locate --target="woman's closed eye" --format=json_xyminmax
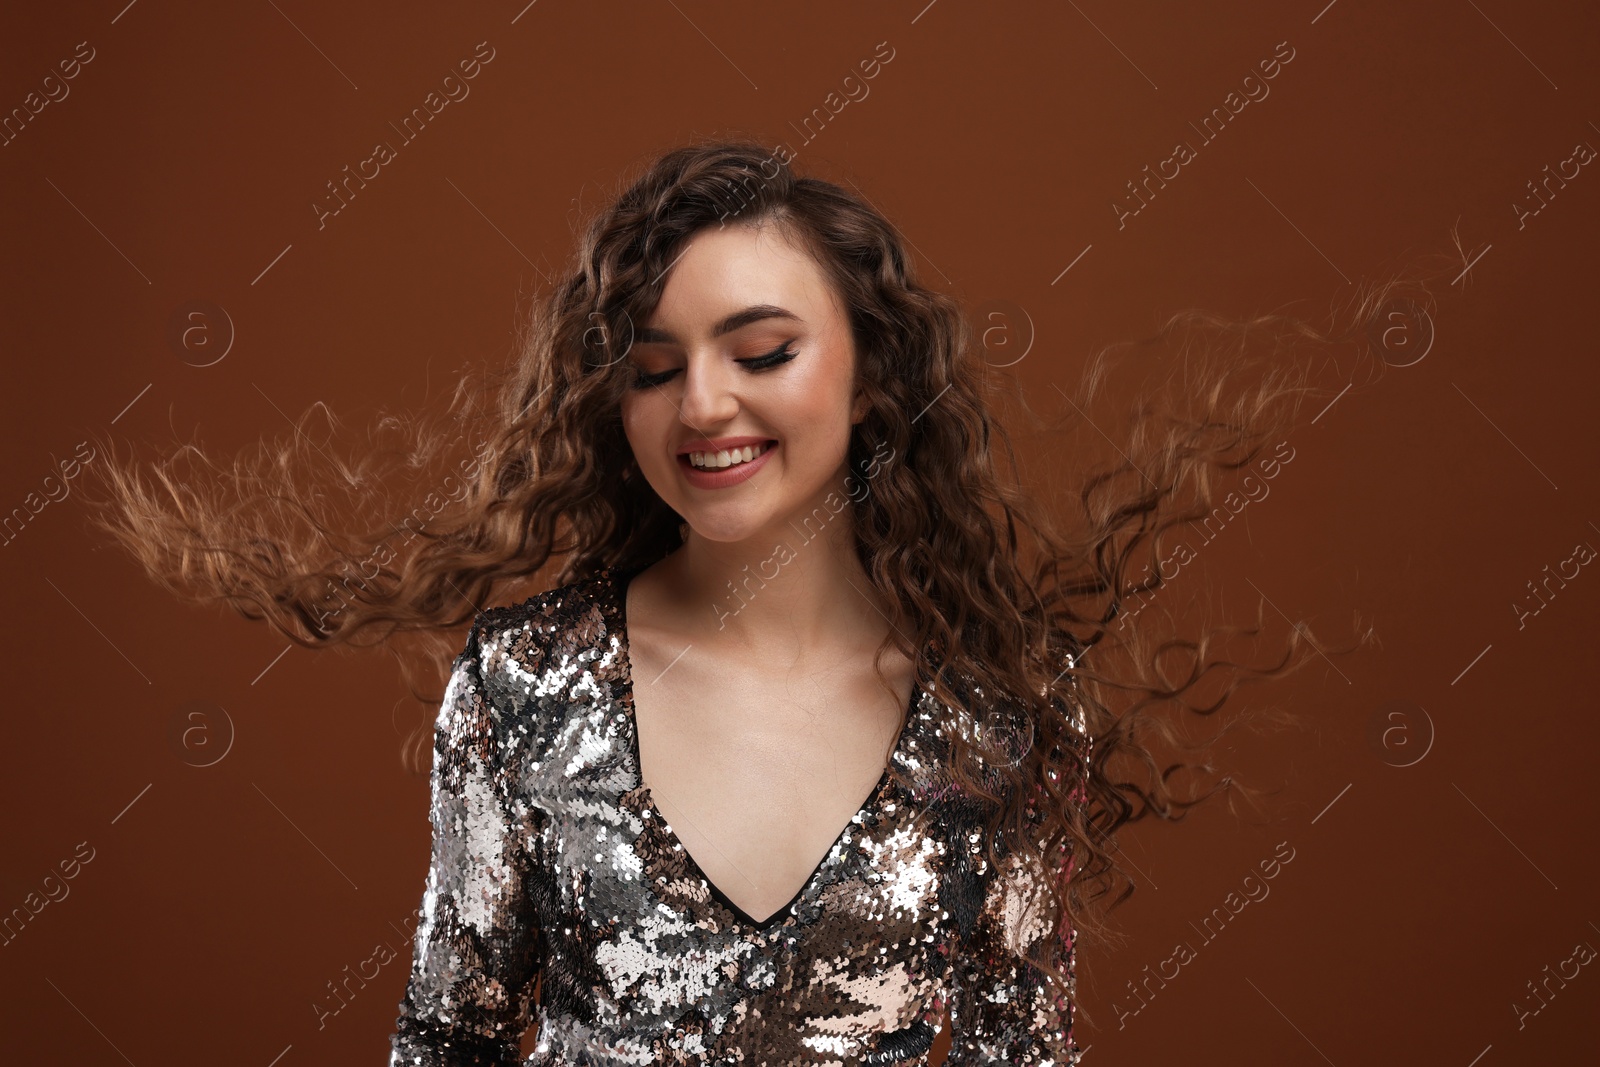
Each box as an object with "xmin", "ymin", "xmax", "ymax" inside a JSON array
[{"xmin": 629, "ymin": 342, "xmax": 799, "ymax": 390}]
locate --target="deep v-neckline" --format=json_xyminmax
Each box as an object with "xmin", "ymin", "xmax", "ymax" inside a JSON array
[{"xmin": 608, "ymin": 564, "xmax": 923, "ymax": 932}]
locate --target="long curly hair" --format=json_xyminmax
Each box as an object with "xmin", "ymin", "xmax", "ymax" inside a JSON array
[{"xmin": 80, "ymin": 136, "xmax": 1456, "ymax": 1031}]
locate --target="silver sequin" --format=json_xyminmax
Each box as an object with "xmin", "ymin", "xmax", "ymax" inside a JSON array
[{"xmin": 389, "ymin": 566, "xmax": 1083, "ymax": 1065}]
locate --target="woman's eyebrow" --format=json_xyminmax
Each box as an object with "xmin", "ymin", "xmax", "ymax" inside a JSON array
[{"xmin": 637, "ymin": 304, "xmax": 802, "ymax": 344}]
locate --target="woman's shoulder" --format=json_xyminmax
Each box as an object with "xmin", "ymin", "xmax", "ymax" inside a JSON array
[
  {"xmin": 475, "ymin": 567, "xmax": 616, "ymax": 636},
  {"xmin": 465, "ymin": 566, "xmax": 625, "ymax": 696}
]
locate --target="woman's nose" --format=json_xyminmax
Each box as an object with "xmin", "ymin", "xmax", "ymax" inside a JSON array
[{"xmin": 677, "ymin": 358, "xmax": 740, "ymax": 426}]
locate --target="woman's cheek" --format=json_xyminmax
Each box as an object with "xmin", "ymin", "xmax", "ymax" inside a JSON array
[{"xmin": 619, "ymin": 402, "xmax": 655, "ymax": 461}]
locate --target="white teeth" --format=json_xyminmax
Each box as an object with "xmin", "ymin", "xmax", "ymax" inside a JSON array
[{"xmin": 688, "ymin": 442, "xmax": 769, "ymax": 470}]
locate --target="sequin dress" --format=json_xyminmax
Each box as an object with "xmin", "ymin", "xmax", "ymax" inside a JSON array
[{"xmin": 389, "ymin": 565, "xmax": 1085, "ymax": 1066}]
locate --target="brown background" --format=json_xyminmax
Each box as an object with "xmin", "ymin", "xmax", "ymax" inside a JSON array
[{"xmin": 4, "ymin": 0, "xmax": 1598, "ymax": 1063}]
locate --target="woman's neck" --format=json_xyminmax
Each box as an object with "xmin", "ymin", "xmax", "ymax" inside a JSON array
[{"xmin": 640, "ymin": 534, "xmax": 894, "ymax": 661}]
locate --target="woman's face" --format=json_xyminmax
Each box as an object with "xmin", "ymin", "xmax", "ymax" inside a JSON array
[{"xmin": 618, "ymin": 222, "xmax": 869, "ymax": 548}]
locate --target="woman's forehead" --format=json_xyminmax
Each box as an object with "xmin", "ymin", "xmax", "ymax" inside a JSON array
[{"xmin": 645, "ymin": 225, "xmax": 839, "ymax": 334}]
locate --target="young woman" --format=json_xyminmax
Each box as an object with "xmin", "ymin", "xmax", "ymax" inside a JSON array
[{"xmin": 86, "ymin": 138, "xmax": 1428, "ymax": 1064}]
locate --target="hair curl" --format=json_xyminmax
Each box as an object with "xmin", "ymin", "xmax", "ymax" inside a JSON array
[{"xmin": 79, "ymin": 136, "xmax": 1463, "ymax": 1032}]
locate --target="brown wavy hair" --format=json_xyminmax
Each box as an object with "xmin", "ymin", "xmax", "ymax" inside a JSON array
[{"xmin": 79, "ymin": 136, "xmax": 1460, "ymax": 1032}]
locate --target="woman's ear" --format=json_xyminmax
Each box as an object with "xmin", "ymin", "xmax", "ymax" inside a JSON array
[{"xmin": 851, "ymin": 385, "xmax": 871, "ymax": 425}]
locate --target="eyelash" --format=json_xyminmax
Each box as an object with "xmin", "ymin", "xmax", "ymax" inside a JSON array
[{"xmin": 628, "ymin": 343, "xmax": 799, "ymax": 390}]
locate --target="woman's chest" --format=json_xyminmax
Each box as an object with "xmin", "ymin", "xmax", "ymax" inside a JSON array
[
  {"xmin": 629, "ymin": 662, "xmax": 916, "ymax": 921},
  {"xmin": 493, "ymin": 625, "xmax": 984, "ymax": 1053},
  {"xmin": 520, "ymin": 745, "xmax": 964, "ymax": 1024},
  {"xmin": 522, "ymin": 687, "xmax": 943, "ymax": 922}
]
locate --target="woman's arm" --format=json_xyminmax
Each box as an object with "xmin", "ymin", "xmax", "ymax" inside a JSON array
[
  {"xmin": 944, "ymin": 843, "xmax": 1081, "ymax": 1066},
  {"xmin": 946, "ymin": 663, "xmax": 1090, "ymax": 1066},
  {"xmin": 390, "ymin": 621, "xmax": 545, "ymax": 1066}
]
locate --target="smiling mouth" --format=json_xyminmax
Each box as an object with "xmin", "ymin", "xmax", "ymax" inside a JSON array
[{"xmin": 682, "ymin": 440, "xmax": 777, "ymax": 471}]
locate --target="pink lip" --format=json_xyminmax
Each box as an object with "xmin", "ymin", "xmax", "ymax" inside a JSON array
[
  {"xmin": 677, "ymin": 435, "xmax": 775, "ymax": 456},
  {"xmin": 677, "ymin": 441, "xmax": 776, "ymax": 489}
]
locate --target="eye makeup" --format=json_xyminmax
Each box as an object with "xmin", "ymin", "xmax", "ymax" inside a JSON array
[{"xmin": 628, "ymin": 341, "xmax": 799, "ymax": 391}]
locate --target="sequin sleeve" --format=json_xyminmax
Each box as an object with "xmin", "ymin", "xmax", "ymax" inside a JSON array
[
  {"xmin": 944, "ymin": 831, "xmax": 1079, "ymax": 1065},
  {"xmin": 390, "ymin": 621, "xmax": 544, "ymax": 1066},
  {"xmin": 945, "ymin": 660, "xmax": 1089, "ymax": 1066}
]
